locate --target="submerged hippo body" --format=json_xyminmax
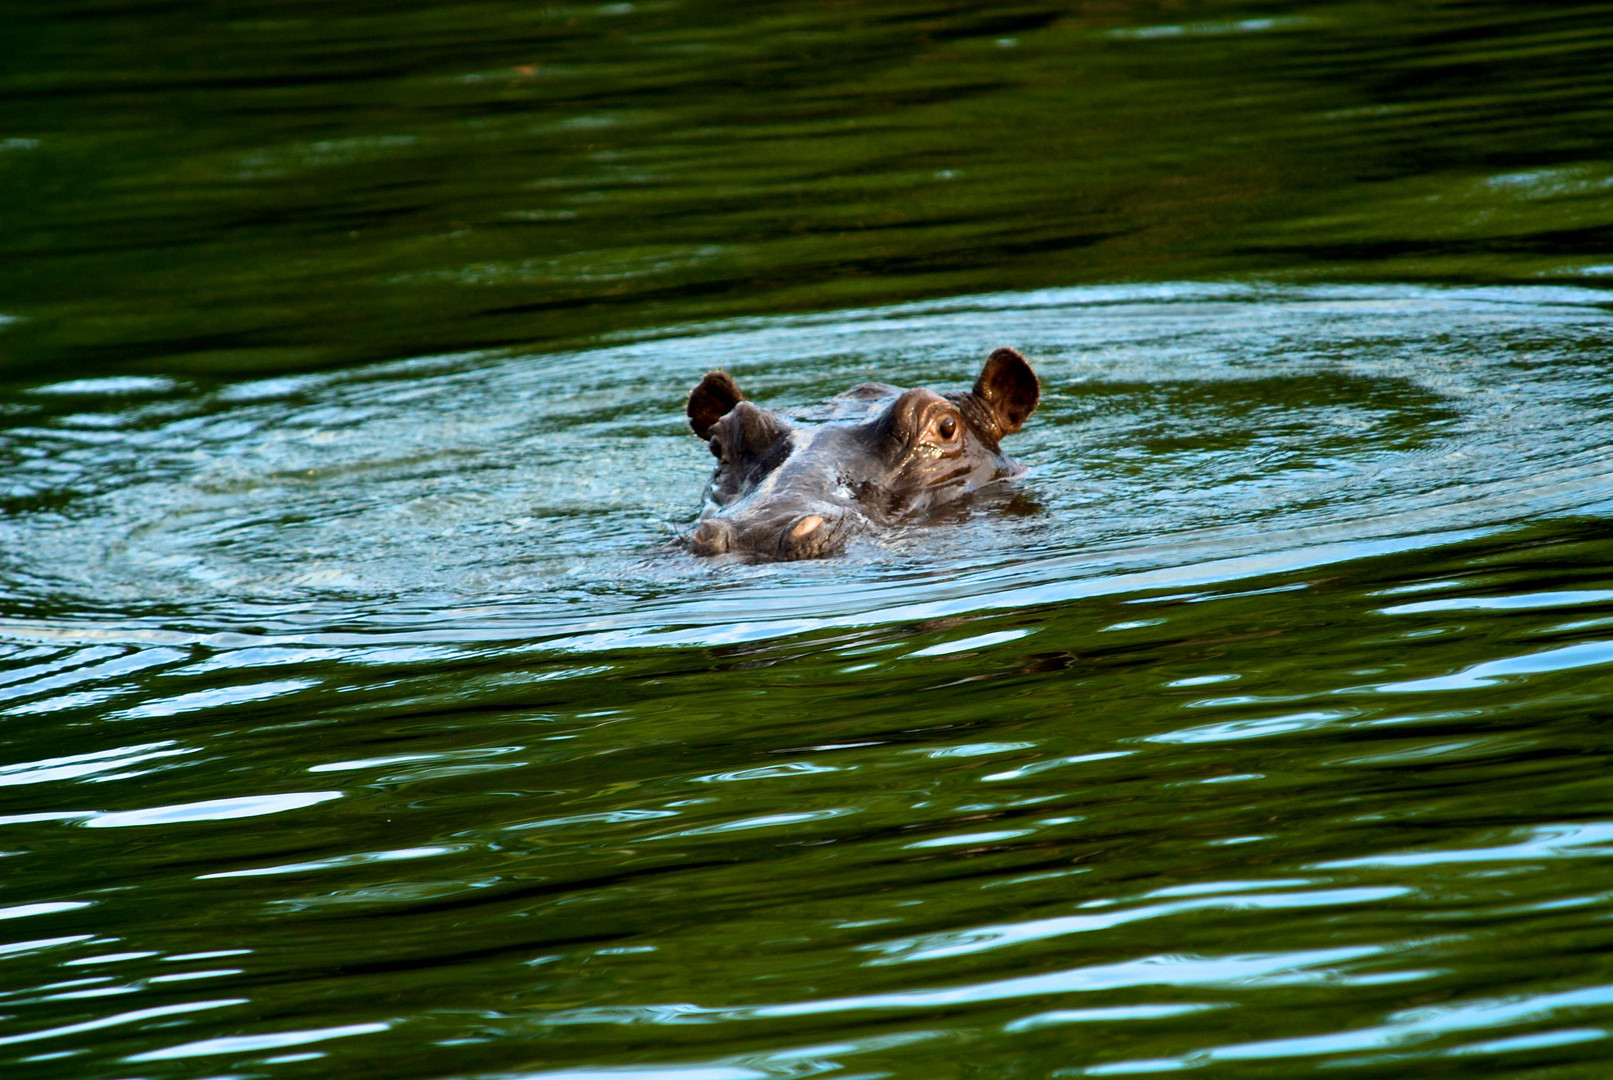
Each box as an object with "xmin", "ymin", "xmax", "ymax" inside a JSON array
[{"xmin": 682, "ymin": 347, "xmax": 1039, "ymax": 561}]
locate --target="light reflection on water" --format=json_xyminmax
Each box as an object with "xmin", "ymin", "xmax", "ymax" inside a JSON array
[
  {"xmin": 3, "ymin": 283, "xmax": 1611, "ymax": 644},
  {"xmin": 2, "ymin": 285, "xmax": 1613, "ymax": 1076}
]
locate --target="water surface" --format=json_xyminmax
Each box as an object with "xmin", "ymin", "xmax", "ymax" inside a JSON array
[
  {"xmin": 6, "ymin": 284, "xmax": 1613, "ymax": 1078},
  {"xmin": 6, "ymin": 2, "xmax": 1613, "ymax": 1078}
]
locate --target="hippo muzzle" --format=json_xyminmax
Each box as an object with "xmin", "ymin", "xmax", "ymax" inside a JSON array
[
  {"xmin": 686, "ymin": 507, "xmax": 855, "ymax": 561},
  {"xmin": 681, "ymin": 347, "xmax": 1039, "ymax": 561}
]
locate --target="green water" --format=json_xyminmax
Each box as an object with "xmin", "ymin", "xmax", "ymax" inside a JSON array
[{"xmin": 6, "ymin": 3, "xmax": 1613, "ymax": 1078}]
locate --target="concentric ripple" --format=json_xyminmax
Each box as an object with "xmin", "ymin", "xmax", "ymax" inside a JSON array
[
  {"xmin": 5, "ymin": 285, "xmax": 1613, "ymax": 1078},
  {"xmin": 2, "ymin": 283, "xmax": 1611, "ymax": 652}
]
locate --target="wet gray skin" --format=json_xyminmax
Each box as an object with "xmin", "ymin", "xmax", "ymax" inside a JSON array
[{"xmin": 683, "ymin": 347, "xmax": 1040, "ymax": 561}]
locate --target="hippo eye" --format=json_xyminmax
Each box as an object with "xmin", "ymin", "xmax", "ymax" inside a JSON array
[
  {"xmin": 709, "ymin": 437, "xmax": 723, "ymax": 458},
  {"xmin": 937, "ymin": 415, "xmax": 958, "ymax": 440}
]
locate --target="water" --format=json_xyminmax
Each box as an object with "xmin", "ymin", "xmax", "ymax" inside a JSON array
[{"xmin": 6, "ymin": 4, "xmax": 1613, "ymax": 1079}]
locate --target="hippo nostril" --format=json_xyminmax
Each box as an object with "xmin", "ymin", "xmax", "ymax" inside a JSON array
[
  {"xmin": 789, "ymin": 514, "xmax": 824, "ymax": 539},
  {"xmin": 774, "ymin": 511, "xmax": 849, "ymax": 561},
  {"xmin": 688, "ymin": 519, "xmax": 731, "ymax": 556}
]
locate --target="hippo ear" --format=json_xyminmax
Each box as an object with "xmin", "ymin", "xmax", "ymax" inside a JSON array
[
  {"xmin": 687, "ymin": 371, "xmax": 745, "ymax": 439},
  {"xmin": 970, "ymin": 347, "xmax": 1039, "ymax": 435}
]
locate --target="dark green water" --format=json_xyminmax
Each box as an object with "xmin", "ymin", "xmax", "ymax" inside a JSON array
[{"xmin": 6, "ymin": 3, "xmax": 1613, "ymax": 1078}]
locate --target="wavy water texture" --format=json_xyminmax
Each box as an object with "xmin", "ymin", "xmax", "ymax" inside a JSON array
[
  {"xmin": 2, "ymin": 283, "xmax": 1611, "ymax": 649},
  {"xmin": 3, "ymin": 285, "xmax": 1613, "ymax": 1078}
]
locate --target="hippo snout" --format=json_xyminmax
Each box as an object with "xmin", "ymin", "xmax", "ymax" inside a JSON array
[
  {"xmin": 687, "ymin": 518, "xmax": 733, "ymax": 556},
  {"xmin": 685, "ymin": 508, "xmax": 859, "ymax": 562}
]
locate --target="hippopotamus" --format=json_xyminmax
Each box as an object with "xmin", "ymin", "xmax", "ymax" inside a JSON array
[{"xmin": 682, "ymin": 347, "xmax": 1039, "ymax": 560}]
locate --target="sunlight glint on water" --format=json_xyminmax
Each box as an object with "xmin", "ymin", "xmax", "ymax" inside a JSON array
[
  {"xmin": 2, "ymin": 285, "xmax": 1613, "ymax": 1077},
  {"xmin": 8, "ymin": 3, "xmax": 1613, "ymax": 1073}
]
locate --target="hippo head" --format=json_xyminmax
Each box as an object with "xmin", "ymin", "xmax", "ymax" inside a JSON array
[{"xmin": 682, "ymin": 347, "xmax": 1039, "ymax": 561}]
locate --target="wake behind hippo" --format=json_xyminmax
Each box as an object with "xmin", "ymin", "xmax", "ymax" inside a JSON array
[{"xmin": 682, "ymin": 347, "xmax": 1039, "ymax": 561}]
